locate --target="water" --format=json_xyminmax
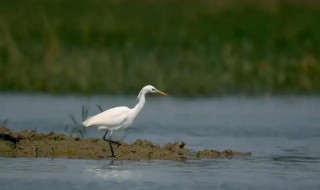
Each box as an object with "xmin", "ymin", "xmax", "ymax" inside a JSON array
[{"xmin": 1, "ymin": 93, "xmax": 320, "ymax": 190}]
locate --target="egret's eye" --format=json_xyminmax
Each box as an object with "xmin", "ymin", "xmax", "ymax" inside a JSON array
[{"xmin": 152, "ymin": 88, "xmax": 156, "ymax": 91}]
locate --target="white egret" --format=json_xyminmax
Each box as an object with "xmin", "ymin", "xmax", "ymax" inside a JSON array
[{"xmin": 82, "ymin": 85, "xmax": 167, "ymax": 157}]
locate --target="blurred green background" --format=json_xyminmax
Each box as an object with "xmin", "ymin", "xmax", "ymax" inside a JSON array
[{"xmin": 0, "ymin": 0, "xmax": 320, "ymax": 96}]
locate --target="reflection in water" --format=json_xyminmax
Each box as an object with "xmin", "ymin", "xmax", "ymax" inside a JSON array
[{"xmin": 84, "ymin": 160, "xmax": 139, "ymax": 181}]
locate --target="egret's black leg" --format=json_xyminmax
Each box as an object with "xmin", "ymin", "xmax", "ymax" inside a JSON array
[
  {"xmin": 102, "ymin": 130, "xmax": 114, "ymax": 157},
  {"xmin": 102, "ymin": 130, "xmax": 118, "ymax": 157},
  {"xmin": 108, "ymin": 141, "xmax": 115, "ymax": 157},
  {"xmin": 102, "ymin": 130, "xmax": 121, "ymax": 146},
  {"xmin": 102, "ymin": 130, "xmax": 109, "ymax": 141}
]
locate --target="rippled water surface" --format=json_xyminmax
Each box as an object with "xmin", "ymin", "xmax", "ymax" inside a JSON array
[{"xmin": 1, "ymin": 93, "xmax": 320, "ymax": 190}]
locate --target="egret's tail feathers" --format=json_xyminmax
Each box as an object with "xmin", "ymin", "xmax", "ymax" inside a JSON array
[{"xmin": 82, "ymin": 117, "xmax": 93, "ymax": 127}]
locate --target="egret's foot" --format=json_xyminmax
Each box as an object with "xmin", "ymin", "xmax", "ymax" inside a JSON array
[
  {"xmin": 108, "ymin": 139, "xmax": 121, "ymax": 147},
  {"xmin": 102, "ymin": 138, "xmax": 121, "ymax": 147},
  {"xmin": 108, "ymin": 140, "xmax": 121, "ymax": 149}
]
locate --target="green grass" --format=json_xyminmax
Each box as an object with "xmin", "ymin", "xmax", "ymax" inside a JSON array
[{"xmin": 0, "ymin": 0, "xmax": 320, "ymax": 96}]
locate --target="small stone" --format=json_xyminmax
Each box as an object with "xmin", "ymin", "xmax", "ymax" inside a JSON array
[{"xmin": 178, "ymin": 141, "xmax": 185, "ymax": 148}]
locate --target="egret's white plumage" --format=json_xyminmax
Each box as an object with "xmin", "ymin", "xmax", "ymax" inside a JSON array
[
  {"xmin": 83, "ymin": 106, "xmax": 131, "ymax": 132},
  {"xmin": 82, "ymin": 85, "xmax": 167, "ymax": 137}
]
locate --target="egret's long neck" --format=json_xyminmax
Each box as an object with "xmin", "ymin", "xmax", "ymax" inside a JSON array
[{"xmin": 131, "ymin": 90, "xmax": 146, "ymax": 119}]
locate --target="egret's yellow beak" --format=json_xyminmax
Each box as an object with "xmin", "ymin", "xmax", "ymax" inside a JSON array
[{"xmin": 156, "ymin": 90, "xmax": 168, "ymax": 96}]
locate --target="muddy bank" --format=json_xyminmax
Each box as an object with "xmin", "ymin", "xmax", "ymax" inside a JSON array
[{"xmin": 0, "ymin": 127, "xmax": 250, "ymax": 161}]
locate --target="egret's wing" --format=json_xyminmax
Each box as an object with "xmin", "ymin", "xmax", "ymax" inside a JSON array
[{"xmin": 82, "ymin": 106, "xmax": 130, "ymax": 127}]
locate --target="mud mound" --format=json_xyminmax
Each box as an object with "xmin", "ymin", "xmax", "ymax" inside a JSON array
[{"xmin": 0, "ymin": 126, "xmax": 251, "ymax": 161}]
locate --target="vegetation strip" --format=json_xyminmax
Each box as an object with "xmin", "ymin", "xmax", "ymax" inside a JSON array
[{"xmin": 0, "ymin": 0, "xmax": 320, "ymax": 96}]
